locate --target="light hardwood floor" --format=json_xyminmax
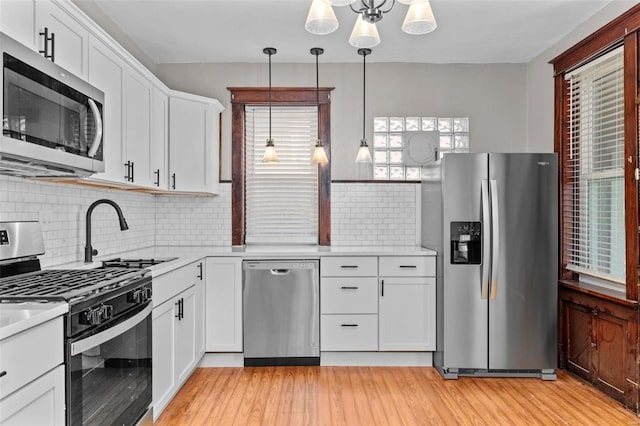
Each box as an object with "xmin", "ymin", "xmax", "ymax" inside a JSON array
[{"xmin": 156, "ymin": 367, "xmax": 639, "ymax": 425}]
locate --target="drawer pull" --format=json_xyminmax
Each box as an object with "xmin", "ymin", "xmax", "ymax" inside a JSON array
[
  {"xmin": 340, "ymin": 265, "xmax": 359, "ymax": 269},
  {"xmin": 340, "ymin": 324, "xmax": 358, "ymax": 327},
  {"xmin": 0, "ymin": 371, "xmax": 6, "ymax": 378},
  {"xmin": 340, "ymin": 286, "xmax": 359, "ymax": 290},
  {"xmin": 399, "ymin": 265, "xmax": 417, "ymax": 268}
]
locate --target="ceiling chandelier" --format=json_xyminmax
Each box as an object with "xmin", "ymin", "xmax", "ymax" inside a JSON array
[{"xmin": 305, "ymin": 0, "xmax": 437, "ymax": 48}]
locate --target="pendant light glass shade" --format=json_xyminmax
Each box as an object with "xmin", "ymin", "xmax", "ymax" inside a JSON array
[
  {"xmin": 356, "ymin": 140, "xmax": 372, "ymax": 163},
  {"xmin": 263, "ymin": 139, "xmax": 279, "ymax": 163},
  {"xmin": 349, "ymin": 15, "xmax": 381, "ymax": 48},
  {"xmin": 312, "ymin": 141, "xmax": 329, "ymax": 164},
  {"xmin": 402, "ymin": 0, "xmax": 437, "ymax": 35},
  {"xmin": 305, "ymin": 0, "xmax": 339, "ymax": 35}
]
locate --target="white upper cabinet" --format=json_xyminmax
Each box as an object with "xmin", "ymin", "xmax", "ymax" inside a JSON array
[
  {"xmin": 169, "ymin": 91, "xmax": 223, "ymax": 194},
  {"xmin": 0, "ymin": 0, "xmax": 37, "ymax": 49},
  {"xmin": 35, "ymin": 0, "xmax": 89, "ymax": 79},
  {"xmin": 124, "ymin": 69, "xmax": 152, "ymax": 187},
  {"xmin": 150, "ymin": 88, "xmax": 169, "ymax": 189},
  {"xmin": 87, "ymin": 36, "xmax": 125, "ymax": 184}
]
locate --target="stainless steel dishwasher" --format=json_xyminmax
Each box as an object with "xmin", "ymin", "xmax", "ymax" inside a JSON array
[{"xmin": 243, "ymin": 260, "xmax": 320, "ymax": 366}]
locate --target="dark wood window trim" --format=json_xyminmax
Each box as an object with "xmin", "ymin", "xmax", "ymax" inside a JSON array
[
  {"xmin": 551, "ymin": 4, "xmax": 640, "ymax": 301},
  {"xmin": 228, "ymin": 87, "xmax": 334, "ymax": 246}
]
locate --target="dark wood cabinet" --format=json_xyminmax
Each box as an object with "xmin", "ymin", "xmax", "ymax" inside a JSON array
[{"xmin": 559, "ymin": 281, "xmax": 639, "ymax": 412}]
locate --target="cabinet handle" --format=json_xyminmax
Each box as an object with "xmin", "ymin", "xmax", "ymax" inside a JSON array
[
  {"xmin": 340, "ymin": 265, "xmax": 358, "ymax": 269},
  {"xmin": 197, "ymin": 262, "xmax": 203, "ymax": 280},
  {"xmin": 340, "ymin": 286, "xmax": 359, "ymax": 290},
  {"xmin": 39, "ymin": 27, "xmax": 55, "ymax": 61},
  {"xmin": 172, "ymin": 173, "xmax": 176, "ymax": 190},
  {"xmin": 124, "ymin": 161, "xmax": 133, "ymax": 182},
  {"xmin": 399, "ymin": 265, "xmax": 417, "ymax": 269},
  {"xmin": 180, "ymin": 298, "xmax": 184, "ymax": 320},
  {"xmin": 381, "ymin": 279, "xmax": 384, "ymax": 297},
  {"xmin": 131, "ymin": 161, "xmax": 135, "ymax": 182},
  {"xmin": 154, "ymin": 169, "xmax": 160, "ymax": 187},
  {"xmin": 175, "ymin": 299, "xmax": 181, "ymax": 319},
  {"xmin": 340, "ymin": 324, "xmax": 358, "ymax": 327},
  {"xmin": 0, "ymin": 371, "xmax": 6, "ymax": 378}
]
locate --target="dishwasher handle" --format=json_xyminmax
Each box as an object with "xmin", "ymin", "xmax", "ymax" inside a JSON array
[{"xmin": 270, "ymin": 269, "xmax": 291, "ymax": 275}]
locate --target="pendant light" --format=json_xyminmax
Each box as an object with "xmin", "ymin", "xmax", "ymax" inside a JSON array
[
  {"xmin": 263, "ymin": 47, "xmax": 279, "ymax": 163},
  {"xmin": 355, "ymin": 48, "xmax": 372, "ymax": 164},
  {"xmin": 311, "ymin": 47, "xmax": 329, "ymax": 165}
]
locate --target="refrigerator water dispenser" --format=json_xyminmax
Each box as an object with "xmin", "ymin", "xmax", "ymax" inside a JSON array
[{"xmin": 450, "ymin": 222, "xmax": 481, "ymax": 264}]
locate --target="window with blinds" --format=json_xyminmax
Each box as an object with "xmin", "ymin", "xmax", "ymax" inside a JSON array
[
  {"xmin": 565, "ymin": 46, "xmax": 625, "ymax": 284},
  {"xmin": 245, "ymin": 105, "xmax": 319, "ymax": 244}
]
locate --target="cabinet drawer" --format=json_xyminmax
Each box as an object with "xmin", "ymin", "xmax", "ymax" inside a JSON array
[
  {"xmin": 379, "ymin": 256, "xmax": 435, "ymax": 277},
  {"xmin": 0, "ymin": 317, "xmax": 63, "ymax": 399},
  {"xmin": 321, "ymin": 277, "xmax": 378, "ymax": 314},
  {"xmin": 321, "ymin": 257, "xmax": 377, "ymax": 277},
  {"xmin": 321, "ymin": 315, "xmax": 378, "ymax": 351},
  {"xmin": 153, "ymin": 260, "xmax": 203, "ymax": 307}
]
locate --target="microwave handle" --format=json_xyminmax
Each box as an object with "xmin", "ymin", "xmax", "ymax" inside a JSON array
[{"xmin": 87, "ymin": 98, "xmax": 103, "ymax": 158}]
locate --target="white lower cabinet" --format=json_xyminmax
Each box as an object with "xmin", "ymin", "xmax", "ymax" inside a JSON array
[
  {"xmin": 0, "ymin": 316, "xmax": 65, "ymax": 426},
  {"xmin": 0, "ymin": 365, "xmax": 65, "ymax": 426},
  {"xmin": 320, "ymin": 255, "xmax": 436, "ymax": 353},
  {"xmin": 205, "ymin": 257, "xmax": 243, "ymax": 352},
  {"xmin": 152, "ymin": 259, "xmax": 205, "ymax": 421},
  {"xmin": 378, "ymin": 277, "xmax": 436, "ymax": 351}
]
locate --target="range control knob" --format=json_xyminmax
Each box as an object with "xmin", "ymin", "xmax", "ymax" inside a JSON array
[
  {"xmin": 80, "ymin": 306, "xmax": 103, "ymax": 325},
  {"xmin": 128, "ymin": 289, "xmax": 144, "ymax": 304}
]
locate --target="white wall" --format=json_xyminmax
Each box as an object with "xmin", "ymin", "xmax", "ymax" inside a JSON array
[
  {"xmin": 526, "ymin": 1, "xmax": 638, "ymax": 152},
  {"xmin": 155, "ymin": 62, "xmax": 527, "ymax": 181}
]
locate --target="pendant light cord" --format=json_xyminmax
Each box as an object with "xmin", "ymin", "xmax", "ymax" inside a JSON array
[
  {"xmin": 316, "ymin": 52, "xmax": 320, "ymax": 140},
  {"xmin": 362, "ymin": 51, "xmax": 366, "ymax": 141},
  {"xmin": 268, "ymin": 51, "xmax": 272, "ymax": 141}
]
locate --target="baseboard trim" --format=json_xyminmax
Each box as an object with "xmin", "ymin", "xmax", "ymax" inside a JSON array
[{"xmin": 320, "ymin": 352, "xmax": 433, "ymax": 366}]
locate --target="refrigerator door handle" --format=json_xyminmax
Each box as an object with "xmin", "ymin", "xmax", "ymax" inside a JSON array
[
  {"xmin": 481, "ymin": 179, "xmax": 491, "ymax": 300},
  {"xmin": 490, "ymin": 179, "xmax": 500, "ymax": 300}
]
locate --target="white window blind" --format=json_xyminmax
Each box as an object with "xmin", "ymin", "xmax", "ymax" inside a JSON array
[
  {"xmin": 245, "ymin": 105, "xmax": 318, "ymax": 244},
  {"xmin": 566, "ymin": 46, "xmax": 625, "ymax": 284}
]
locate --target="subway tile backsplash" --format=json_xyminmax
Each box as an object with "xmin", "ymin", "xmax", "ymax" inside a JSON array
[
  {"xmin": 331, "ymin": 182, "xmax": 418, "ymax": 247},
  {"xmin": 1, "ymin": 176, "xmax": 419, "ymax": 267}
]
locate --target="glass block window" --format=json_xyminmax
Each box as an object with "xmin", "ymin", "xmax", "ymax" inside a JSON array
[{"xmin": 373, "ymin": 116, "xmax": 470, "ymax": 180}]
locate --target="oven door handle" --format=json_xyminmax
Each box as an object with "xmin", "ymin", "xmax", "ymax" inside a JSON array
[{"xmin": 70, "ymin": 304, "xmax": 151, "ymax": 356}]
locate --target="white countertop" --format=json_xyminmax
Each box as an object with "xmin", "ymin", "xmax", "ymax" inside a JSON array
[
  {"xmin": 0, "ymin": 302, "xmax": 68, "ymax": 341},
  {"xmin": 51, "ymin": 245, "xmax": 437, "ymax": 277}
]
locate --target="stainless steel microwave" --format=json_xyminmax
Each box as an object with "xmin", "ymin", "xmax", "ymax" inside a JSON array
[{"xmin": 0, "ymin": 32, "xmax": 104, "ymax": 177}]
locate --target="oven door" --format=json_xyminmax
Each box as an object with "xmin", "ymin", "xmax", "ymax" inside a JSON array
[{"xmin": 67, "ymin": 303, "xmax": 152, "ymax": 426}]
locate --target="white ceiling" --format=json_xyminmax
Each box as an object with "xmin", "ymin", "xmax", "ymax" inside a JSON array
[{"xmin": 88, "ymin": 0, "xmax": 619, "ymax": 64}]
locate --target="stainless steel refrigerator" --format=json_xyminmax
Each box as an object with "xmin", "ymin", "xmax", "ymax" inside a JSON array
[{"xmin": 421, "ymin": 153, "xmax": 558, "ymax": 380}]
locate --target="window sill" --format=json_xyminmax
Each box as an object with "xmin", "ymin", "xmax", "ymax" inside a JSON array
[{"xmin": 559, "ymin": 279, "xmax": 636, "ymax": 308}]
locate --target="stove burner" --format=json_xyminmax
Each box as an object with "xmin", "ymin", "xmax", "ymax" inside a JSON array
[
  {"xmin": 0, "ymin": 267, "xmax": 149, "ymax": 302},
  {"xmin": 101, "ymin": 257, "xmax": 176, "ymax": 269}
]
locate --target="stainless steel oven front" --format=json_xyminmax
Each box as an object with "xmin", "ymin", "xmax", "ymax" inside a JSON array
[{"xmin": 67, "ymin": 303, "xmax": 152, "ymax": 425}]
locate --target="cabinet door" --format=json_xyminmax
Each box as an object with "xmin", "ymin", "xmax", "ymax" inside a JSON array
[
  {"xmin": 152, "ymin": 299, "xmax": 176, "ymax": 419},
  {"xmin": 124, "ymin": 69, "xmax": 152, "ymax": 187},
  {"xmin": 87, "ymin": 36, "xmax": 125, "ymax": 183},
  {"xmin": 175, "ymin": 286, "xmax": 196, "ymax": 386},
  {"xmin": 379, "ymin": 277, "xmax": 436, "ymax": 351},
  {"xmin": 150, "ymin": 87, "xmax": 169, "ymax": 189},
  {"xmin": 169, "ymin": 95, "xmax": 220, "ymax": 193},
  {"xmin": 0, "ymin": 365, "xmax": 65, "ymax": 426},
  {"xmin": 205, "ymin": 257, "xmax": 243, "ymax": 352},
  {"xmin": 0, "ymin": 0, "xmax": 36, "ymax": 49},
  {"xmin": 564, "ymin": 301, "xmax": 593, "ymax": 381},
  {"xmin": 595, "ymin": 311, "xmax": 627, "ymax": 403},
  {"xmin": 35, "ymin": 1, "xmax": 89, "ymax": 78}
]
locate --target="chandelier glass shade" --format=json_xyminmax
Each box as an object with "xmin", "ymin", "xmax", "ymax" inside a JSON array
[{"xmin": 305, "ymin": 0, "xmax": 437, "ymax": 48}]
